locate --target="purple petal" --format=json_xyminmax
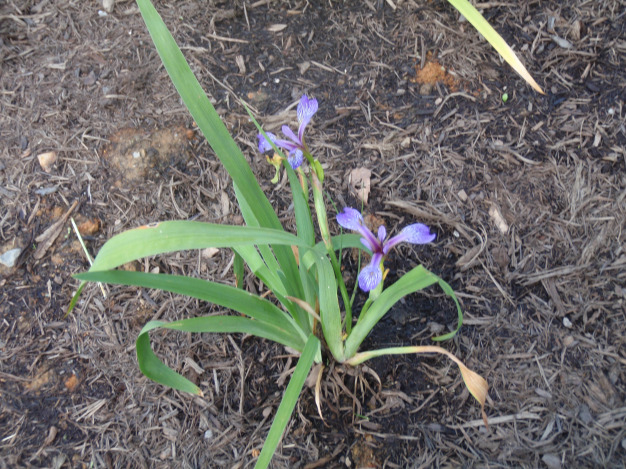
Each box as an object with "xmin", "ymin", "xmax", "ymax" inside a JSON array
[
  {"xmin": 337, "ymin": 207, "xmax": 381, "ymax": 253},
  {"xmin": 400, "ymin": 224, "xmax": 436, "ymax": 244},
  {"xmin": 359, "ymin": 236, "xmax": 377, "ymax": 253},
  {"xmin": 297, "ymin": 95, "xmax": 318, "ymax": 142},
  {"xmin": 287, "ymin": 149, "xmax": 304, "ymax": 169},
  {"xmin": 383, "ymin": 223, "xmax": 436, "ymax": 254},
  {"xmin": 281, "ymin": 125, "xmax": 301, "ymax": 147},
  {"xmin": 358, "ymin": 253, "xmax": 383, "ymax": 291},
  {"xmin": 258, "ymin": 132, "xmax": 277, "ymax": 153},
  {"xmin": 336, "ymin": 207, "xmax": 364, "ymax": 231},
  {"xmin": 377, "ymin": 225, "xmax": 387, "ymax": 243}
]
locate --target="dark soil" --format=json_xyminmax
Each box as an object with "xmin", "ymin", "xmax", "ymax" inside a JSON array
[{"xmin": 1, "ymin": 1, "xmax": 625, "ymax": 468}]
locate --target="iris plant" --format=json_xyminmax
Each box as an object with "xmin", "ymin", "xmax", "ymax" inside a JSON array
[
  {"xmin": 336, "ymin": 207, "xmax": 436, "ymax": 292},
  {"xmin": 69, "ymin": 2, "xmax": 513, "ymax": 466},
  {"xmin": 257, "ymin": 95, "xmax": 318, "ymax": 169}
]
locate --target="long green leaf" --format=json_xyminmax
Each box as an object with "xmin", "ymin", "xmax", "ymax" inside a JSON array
[
  {"xmin": 75, "ymin": 270, "xmax": 305, "ymax": 348},
  {"xmin": 88, "ymin": 221, "xmax": 302, "ymax": 272},
  {"xmin": 305, "ymin": 248, "xmax": 344, "ymax": 361},
  {"xmin": 137, "ymin": 317, "xmax": 305, "ymax": 395},
  {"xmin": 136, "ymin": 0, "xmax": 282, "ymax": 226},
  {"xmin": 447, "ymin": 0, "xmax": 544, "ymax": 94},
  {"xmin": 255, "ymin": 334, "xmax": 319, "ymax": 469},
  {"xmin": 136, "ymin": 0, "xmax": 303, "ymax": 310},
  {"xmin": 344, "ymin": 266, "xmax": 439, "ymax": 359}
]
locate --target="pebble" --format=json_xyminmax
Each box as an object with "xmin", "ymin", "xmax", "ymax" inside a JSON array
[{"xmin": 0, "ymin": 248, "xmax": 21, "ymax": 268}]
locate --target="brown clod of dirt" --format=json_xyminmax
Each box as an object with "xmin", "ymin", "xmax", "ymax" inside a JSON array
[
  {"xmin": 411, "ymin": 59, "xmax": 460, "ymax": 92},
  {"xmin": 103, "ymin": 126, "xmax": 192, "ymax": 181}
]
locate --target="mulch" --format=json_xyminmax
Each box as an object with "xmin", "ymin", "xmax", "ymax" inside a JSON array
[{"xmin": 1, "ymin": 1, "xmax": 624, "ymax": 467}]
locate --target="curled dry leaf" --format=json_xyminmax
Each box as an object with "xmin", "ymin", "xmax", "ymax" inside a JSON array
[
  {"xmin": 37, "ymin": 151, "xmax": 57, "ymax": 173},
  {"xmin": 348, "ymin": 167, "xmax": 372, "ymax": 204},
  {"xmin": 201, "ymin": 247, "xmax": 220, "ymax": 259}
]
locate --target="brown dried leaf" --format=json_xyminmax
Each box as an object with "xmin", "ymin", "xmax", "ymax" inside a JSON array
[
  {"xmin": 33, "ymin": 200, "xmax": 78, "ymax": 260},
  {"xmin": 488, "ymin": 204, "xmax": 509, "ymax": 234},
  {"xmin": 348, "ymin": 167, "xmax": 372, "ymax": 204}
]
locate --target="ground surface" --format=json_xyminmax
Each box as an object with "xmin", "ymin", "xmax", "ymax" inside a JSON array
[{"xmin": 1, "ymin": 1, "xmax": 625, "ymax": 468}]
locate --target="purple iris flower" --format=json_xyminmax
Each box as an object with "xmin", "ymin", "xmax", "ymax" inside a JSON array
[
  {"xmin": 336, "ymin": 207, "xmax": 436, "ymax": 292},
  {"xmin": 257, "ymin": 94, "xmax": 318, "ymax": 169}
]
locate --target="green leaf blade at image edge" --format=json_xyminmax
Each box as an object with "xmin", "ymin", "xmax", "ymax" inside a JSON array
[
  {"xmin": 447, "ymin": 0, "xmax": 544, "ymax": 94},
  {"xmin": 255, "ymin": 335, "xmax": 319, "ymax": 469}
]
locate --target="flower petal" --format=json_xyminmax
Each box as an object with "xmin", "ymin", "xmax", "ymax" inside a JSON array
[
  {"xmin": 297, "ymin": 95, "xmax": 318, "ymax": 142},
  {"xmin": 281, "ymin": 125, "xmax": 301, "ymax": 147},
  {"xmin": 383, "ymin": 223, "xmax": 436, "ymax": 254},
  {"xmin": 400, "ymin": 224, "xmax": 436, "ymax": 244},
  {"xmin": 359, "ymin": 236, "xmax": 377, "ymax": 253},
  {"xmin": 287, "ymin": 149, "xmax": 304, "ymax": 169},
  {"xmin": 336, "ymin": 207, "xmax": 364, "ymax": 231},
  {"xmin": 258, "ymin": 132, "xmax": 277, "ymax": 153},
  {"xmin": 358, "ymin": 253, "xmax": 383, "ymax": 291},
  {"xmin": 337, "ymin": 207, "xmax": 381, "ymax": 252},
  {"xmin": 377, "ymin": 225, "xmax": 387, "ymax": 243}
]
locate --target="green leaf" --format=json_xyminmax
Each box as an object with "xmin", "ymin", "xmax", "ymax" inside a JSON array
[
  {"xmin": 305, "ymin": 248, "xmax": 344, "ymax": 361},
  {"xmin": 76, "ymin": 270, "xmax": 305, "ymax": 349},
  {"xmin": 66, "ymin": 281, "xmax": 86, "ymax": 317},
  {"xmin": 136, "ymin": 0, "xmax": 304, "ymax": 310},
  {"xmin": 447, "ymin": 0, "xmax": 544, "ymax": 93},
  {"xmin": 88, "ymin": 221, "xmax": 302, "ymax": 272},
  {"xmin": 344, "ymin": 266, "xmax": 458, "ymax": 359},
  {"xmin": 137, "ymin": 317, "xmax": 306, "ymax": 395},
  {"xmin": 233, "ymin": 251, "xmax": 244, "ymax": 289},
  {"xmin": 430, "ymin": 275, "xmax": 464, "ymax": 342},
  {"xmin": 135, "ymin": 0, "xmax": 284, "ymax": 226},
  {"xmin": 255, "ymin": 335, "xmax": 319, "ymax": 469}
]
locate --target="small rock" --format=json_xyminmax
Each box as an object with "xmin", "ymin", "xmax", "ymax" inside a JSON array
[
  {"xmin": 0, "ymin": 248, "xmax": 22, "ymax": 268},
  {"xmin": 102, "ymin": 0, "xmax": 115, "ymax": 13},
  {"xmin": 563, "ymin": 317, "xmax": 573, "ymax": 328},
  {"xmin": 542, "ymin": 453, "xmax": 561, "ymax": 469},
  {"xmin": 551, "ymin": 35, "xmax": 573, "ymax": 49},
  {"xmin": 37, "ymin": 151, "xmax": 57, "ymax": 173},
  {"xmin": 83, "ymin": 70, "xmax": 97, "ymax": 86},
  {"xmin": 76, "ymin": 217, "xmax": 101, "ymax": 236},
  {"xmin": 428, "ymin": 322, "xmax": 445, "ymax": 334}
]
